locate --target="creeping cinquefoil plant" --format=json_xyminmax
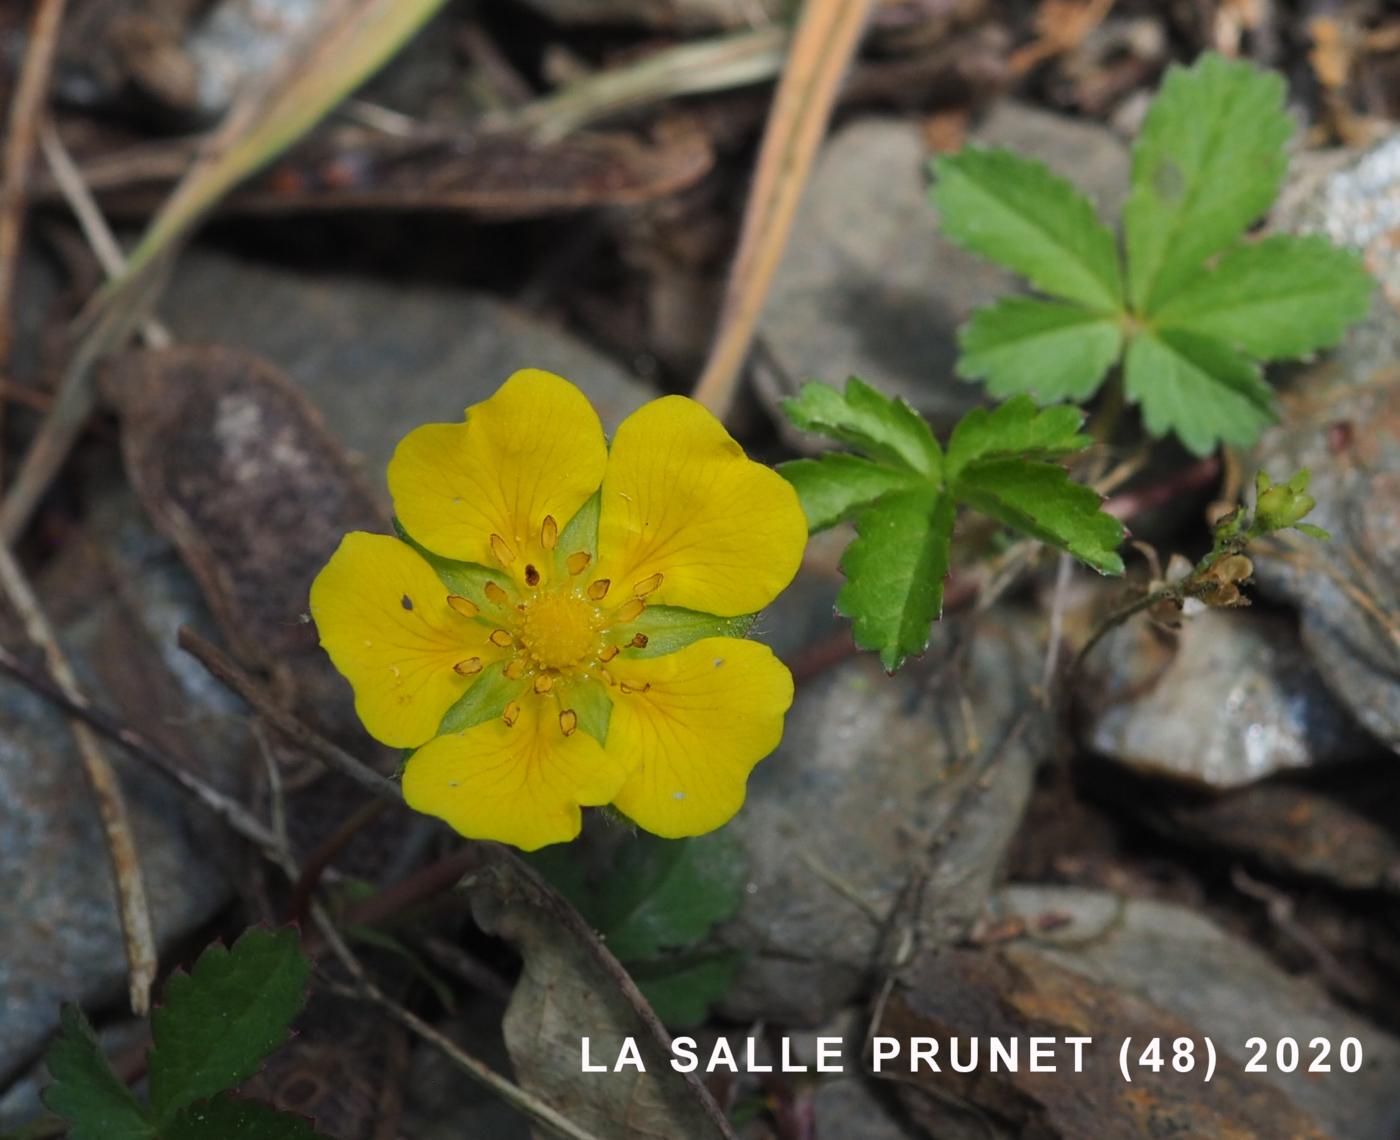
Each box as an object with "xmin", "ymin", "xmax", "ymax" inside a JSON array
[{"xmin": 311, "ymin": 370, "xmax": 806, "ymax": 850}]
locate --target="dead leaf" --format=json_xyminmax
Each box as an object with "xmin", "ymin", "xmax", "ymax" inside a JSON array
[{"xmin": 470, "ymin": 849, "xmax": 737, "ymax": 1140}]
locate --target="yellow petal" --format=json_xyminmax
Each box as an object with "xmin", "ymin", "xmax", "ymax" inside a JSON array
[
  {"xmin": 388, "ymin": 370, "xmax": 608, "ymax": 586},
  {"xmin": 597, "ymin": 396, "xmax": 806, "ymax": 616},
  {"xmin": 403, "ymin": 693, "xmax": 628, "ymax": 850},
  {"xmin": 310, "ymin": 533, "xmax": 503, "ymax": 748},
  {"xmin": 605, "ymin": 637, "xmax": 793, "ymax": 838}
]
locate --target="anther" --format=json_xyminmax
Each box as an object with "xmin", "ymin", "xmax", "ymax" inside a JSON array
[
  {"xmin": 504, "ymin": 659, "xmax": 526, "ymax": 680},
  {"xmin": 629, "ymin": 633, "xmax": 649, "ymax": 648},
  {"xmin": 633, "ymin": 572, "xmax": 664, "ymax": 598},
  {"xmin": 559, "ymin": 709, "xmax": 578, "ymax": 737},
  {"xmin": 533, "ymin": 674, "xmax": 553, "ymax": 694},
  {"xmin": 489, "ymin": 629, "xmax": 514, "ymax": 648},
  {"xmin": 446, "ymin": 595, "xmax": 479, "ymax": 618},
  {"xmin": 502, "ymin": 700, "xmax": 521, "ymax": 727},
  {"xmin": 599, "ymin": 645, "xmax": 619, "ymax": 662},
  {"xmin": 615, "ymin": 598, "xmax": 646, "ymax": 623},
  {"xmin": 600, "ymin": 668, "xmax": 615, "ymax": 686},
  {"xmin": 567, "ymin": 551, "xmax": 591, "ymax": 576},
  {"xmin": 484, "ymin": 581, "xmax": 509, "ymax": 607},
  {"xmin": 524, "ymin": 564, "xmax": 540, "ymax": 587},
  {"xmin": 490, "ymin": 533, "xmax": 515, "ymax": 565},
  {"xmin": 541, "ymin": 515, "xmax": 559, "ymax": 550},
  {"xmin": 453, "ymin": 657, "xmax": 483, "ymax": 676},
  {"xmin": 587, "ymin": 578, "xmax": 611, "ymax": 601},
  {"xmin": 620, "ymin": 680, "xmax": 651, "ymax": 694}
]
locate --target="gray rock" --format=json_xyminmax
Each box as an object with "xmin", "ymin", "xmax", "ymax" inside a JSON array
[
  {"xmin": 0, "ymin": 481, "xmax": 240, "ymax": 1083},
  {"xmin": 809, "ymin": 1077, "xmax": 917, "ymax": 1140},
  {"xmin": 1079, "ymin": 609, "xmax": 1374, "ymax": 788},
  {"xmin": 1251, "ymin": 377, "xmax": 1400, "ymax": 753},
  {"xmin": 715, "ymin": 610, "xmax": 1045, "ymax": 1025},
  {"xmin": 160, "ymin": 249, "xmax": 654, "ymax": 483},
  {"xmin": 757, "ymin": 105, "xmax": 1129, "ymax": 432},
  {"xmin": 993, "ymin": 887, "xmax": 1400, "ymax": 1140}
]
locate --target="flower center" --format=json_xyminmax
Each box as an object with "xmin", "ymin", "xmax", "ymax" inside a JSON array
[{"xmin": 520, "ymin": 592, "xmax": 599, "ymax": 671}]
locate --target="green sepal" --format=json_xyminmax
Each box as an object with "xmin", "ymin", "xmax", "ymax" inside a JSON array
[
  {"xmin": 623, "ymin": 606, "xmax": 756, "ymax": 659},
  {"xmin": 436, "ymin": 662, "xmax": 525, "ymax": 734}
]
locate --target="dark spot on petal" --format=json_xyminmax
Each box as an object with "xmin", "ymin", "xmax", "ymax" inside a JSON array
[{"xmin": 401, "ymin": 594, "xmax": 414, "ymax": 611}]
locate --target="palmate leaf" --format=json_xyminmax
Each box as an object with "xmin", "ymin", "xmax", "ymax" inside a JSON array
[
  {"xmin": 838, "ymin": 485, "xmax": 955, "ymax": 672},
  {"xmin": 43, "ymin": 1007, "xmax": 153, "ymax": 1140},
  {"xmin": 957, "ymin": 297, "xmax": 1123, "ymax": 402},
  {"xmin": 951, "ymin": 460, "xmax": 1124, "ymax": 575},
  {"xmin": 781, "ymin": 454, "xmax": 925, "ymax": 530},
  {"xmin": 148, "ymin": 927, "xmax": 310, "ymax": 1127},
  {"xmin": 1125, "ymin": 52, "xmax": 1292, "ymax": 312},
  {"xmin": 931, "ymin": 147, "xmax": 1123, "ymax": 312},
  {"xmin": 1123, "ymin": 328, "xmax": 1275, "ymax": 456},
  {"xmin": 783, "ymin": 377, "xmax": 941, "ymax": 476},
  {"xmin": 1152, "ymin": 234, "xmax": 1374, "ymax": 359},
  {"xmin": 945, "ymin": 396, "xmax": 1093, "ymax": 476}
]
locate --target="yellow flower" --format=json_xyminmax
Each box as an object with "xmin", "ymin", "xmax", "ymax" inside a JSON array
[{"xmin": 310, "ymin": 369, "xmax": 806, "ymax": 851}]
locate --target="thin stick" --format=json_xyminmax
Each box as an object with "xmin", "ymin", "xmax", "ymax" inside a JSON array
[
  {"xmin": 0, "ymin": 545, "xmax": 156, "ymax": 1014},
  {"xmin": 37, "ymin": 123, "xmax": 172, "ymax": 348},
  {"xmin": 690, "ymin": 0, "xmax": 875, "ymax": 419},
  {"xmin": 0, "ymin": 641, "xmax": 285, "ymax": 853},
  {"xmin": 0, "ymin": 0, "xmax": 68, "ymax": 366},
  {"xmin": 177, "ymin": 626, "xmax": 402, "ymax": 804}
]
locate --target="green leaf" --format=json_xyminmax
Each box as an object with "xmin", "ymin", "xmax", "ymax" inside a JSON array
[
  {"xmin": 838, "ymin": 486, "xmax": 954, "ymax": 672},
  {"xmin": 148, "ymin": 927, "xmax": 311, "ymax": 1127},
  {"xmin": 782, "ymin": 378, "xmax": 942, "ymax": 476},
  {"xmin": 42, "ymin": 1007, "xmax": 153, "ymax": 1140},
  {"xmin": 623, "ymin": 606, "xmax": 755, "ymax": 659},
  {"xmin": 957, "ymin": 297, "xmax": 1123, "ymax": 403},
  {"xmin": 597, "ymin": 831, "xmax": 747, "ymax": 962},
  {"xmin": 1125, "ymin": 52, "xmax": 1291, "ymax": 312},
  {"xmin": 1123, "ymin": 328, "xmax": 1275, "ymax": 456},
  {"xmin": 436, "ymin": 661, "xmax": 523, "ymax": 734},
  {"xmin": 931, "ymin": 147, "xmax": 1123, "ymax": 312},
  {"xmin": 779, "ymin": 454, "xmax": 924, "ymax": 531},
  {"xmin": 952, "ymin": 460, "xmax": 1125, "ymax": 574},
  {"xmin": 1151, "ymin": 234, "xmax": 1374, "ymax": 359},
  {"xmin": 164, "ymin": 1094, "xmax": 326, "ymax": 1139},
  {"xmin": 945, "ymin": 395, "xmax": 1093, "ymax": 479},
  {"xmin": 633, "ymin": 952, "xmax": 743, "ymax": 1029}
]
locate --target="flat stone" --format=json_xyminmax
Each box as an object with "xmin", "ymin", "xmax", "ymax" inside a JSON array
[
  {"xmin": 714, "ymin": 607, "xmax": 1046, "ymax": 1025},
  {"xmin": 758, "ymin": 104, "xmax": 1129, "ymax": 432},
  {"xmin": 1079, "ymin": 609, "xmax": 1374, "ymax": 788},
  {"xmin": 1251, "ymin": 376, "xmax": 1400, "ymax": 753},
  {"xmin": 992, "ymin": 887, "xmax": 1400, "ymax": 1140},
  {"xmin": 0, "ymin": 480, "xmax": 241, "ymax": 1084},
  {"xmin": 159, "ymin": 249, "xmax": 654, "ymax": 484}
]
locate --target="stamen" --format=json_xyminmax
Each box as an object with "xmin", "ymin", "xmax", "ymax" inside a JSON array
[
  {"xmin": 504, "ymin": 659, "xmax": 526, "ymax": 680},
  {"xmin": 524, "ymin": 564, "xmax": 540, "ymax": 587},
  {"xmin": 599, "ymin": 668, "xmax": 615, "ymax": 686},
  {"xmin": 598, "ymin": 645, "xmax": 619, "ymax": 662},
  {"xmin": 567, "ymin": 551, "xmax": 591, "ymax": 576},
  {"xmin": 502, "ymin": 700, "xmax": 521, "ymax": 727},
  {"xmin": 620, "ymin": 680, "xmax": 651, "ymax": 694},
  {"xmin": 541, "ymin": 515, "xmax": 559, "ymax": 550},
  {"xmin": 615, "ymin": 598, "xmax": 646, "ymax": 623},
  {"xmin": 484, "ymin": 581, "xmax": 509, "ymax": 607},
  {"xmin": 629, "ymin": 633, "xmax": 649, "ymax": 649},
  {"xmin": 587, "ymin": 578, "xmax": 611, "ymax": 601},
  {"xmin": 633, "ymin": 572, "xmax": 664, "ymax": 597},
  {"xmin": 453, "ymin": 657, "xmax": 483, "ymax": 675},
  {"xmin": 559, "ymin": 709, "xmax": 578, "ymax": 736},
  {"xmin": 533, "ymin": 674, "xmax": 553, "ymax": 694},
  {"xmin": 489, "ymin": 629, "xmax": 514, "ymax": 648},
  {"xmin": 446, "ymin": 595, "xmax": 479, "ymax": 618},
  {"xmin": 490, "ymin": 533, "xmax": 515, "ymax": 565}
]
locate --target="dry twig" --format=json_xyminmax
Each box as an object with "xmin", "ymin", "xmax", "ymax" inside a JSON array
[{"xmin": 0, "ymin": 545, "xmax": 156, "ymax": 1014}]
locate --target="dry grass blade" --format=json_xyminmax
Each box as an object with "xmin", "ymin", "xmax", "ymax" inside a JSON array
[
  {"xmin": 0, "ymin": 0, "xmax": 67, "ymax": 367},
  {"xmin": 691, "ymin": 0, "xmax": 876, "ymax": 420},
  {"xmin": 0, "ymin": 0, "xmax": 450, "ymax": 544},
  {"xmin": 510, "ymin": 25, "xmax": 790, "ymax": 142},
  {"xmin": 0, "ymin": 544, "xmax": 157, "ymax": 1015}
]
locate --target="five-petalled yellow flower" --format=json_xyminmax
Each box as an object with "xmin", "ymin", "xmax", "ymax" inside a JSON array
[{"xmin": 310, "ymin": 370, "xmax": 806, "ymax": 850}]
